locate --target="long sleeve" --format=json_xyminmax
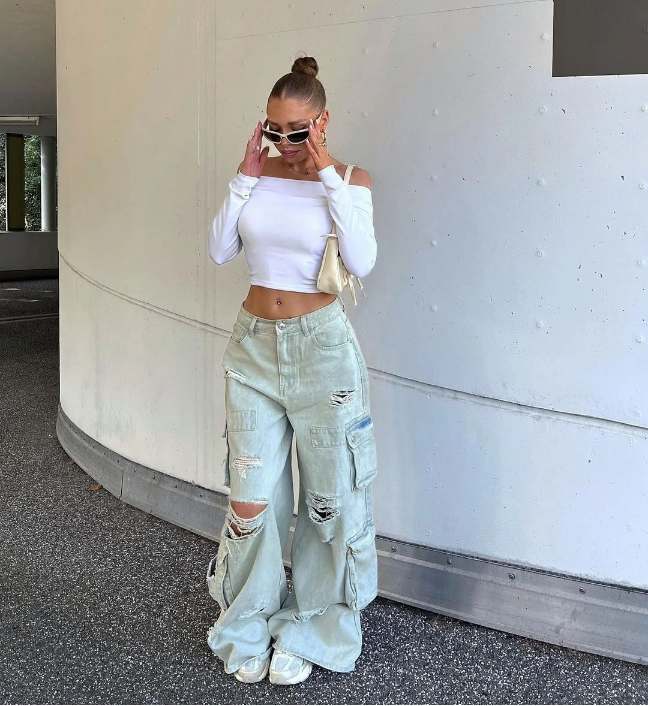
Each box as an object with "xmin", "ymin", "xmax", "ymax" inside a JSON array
[
  {"xmin": 317, "ymin": 164, "xmax": 377, "ymax": 278},
  {"xmin": 208, "ymin": 170, "xmax": 259, "ymax": 265}
]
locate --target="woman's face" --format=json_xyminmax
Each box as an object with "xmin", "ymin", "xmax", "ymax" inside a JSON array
[{"xmin": 264, "ymin": 98, "xmax": 328, "ymax": 163}]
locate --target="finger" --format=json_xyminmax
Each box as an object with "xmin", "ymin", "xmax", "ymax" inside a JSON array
[
  {"xmin": 307, "ymin": 132, "xmax": 319, "ymax": 157},
  {"xmin": 309, "ymin": 123, "xmax": 321, "ymax": 151},
  {"xmin": 247, "ymin": 125, "xmax": 259, "ymax": 153}
]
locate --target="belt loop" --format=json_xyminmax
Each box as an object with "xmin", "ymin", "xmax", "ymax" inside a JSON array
[
  {"xmin": 248, "ymin": 315, "xmax": 257, "ymax": 336},
  {"xmin": 300, "ymin": 313, "xmax": 310, "ymax": 336},
  {"xmin": 337, "ymin": 294, "xmax": 346, "ymax": 313}
]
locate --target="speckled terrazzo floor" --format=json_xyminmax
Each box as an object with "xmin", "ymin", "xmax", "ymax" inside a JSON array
[{"xmin": 1, "ymin": 277, "xmax": 647, "ymax": 704}]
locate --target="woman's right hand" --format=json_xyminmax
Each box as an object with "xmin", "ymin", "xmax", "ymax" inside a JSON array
[{"xmin": 238, "ymin": 121, "xmax": 270, "ymax": 178}]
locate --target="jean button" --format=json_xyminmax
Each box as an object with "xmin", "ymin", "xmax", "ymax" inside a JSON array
[{"xmin": 276, "ymin": 321, "xmax": 285, "ymax": 331}]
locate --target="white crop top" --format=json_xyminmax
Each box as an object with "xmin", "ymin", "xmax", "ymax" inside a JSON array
[{"xmin": 208, "ymin": 164, "xmax": 376, "ymax": 293}]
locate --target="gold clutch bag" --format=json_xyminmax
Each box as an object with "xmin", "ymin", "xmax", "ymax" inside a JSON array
[{"xmin": 316, "ymin": 163, "xmax": 366, "ymax": 306}]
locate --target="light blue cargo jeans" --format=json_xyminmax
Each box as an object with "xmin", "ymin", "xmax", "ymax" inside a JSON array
[{"xmin": 206, "ymin": 295, "xmax": 378, "ymax": 674}]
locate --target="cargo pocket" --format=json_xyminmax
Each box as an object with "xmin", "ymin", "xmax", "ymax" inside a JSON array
[
  {"xmin": 206, "ymin": 542, "xmax": 233, "ymax": 612},
  {"xmin": 345, "ymin": 413, "xmax": 378, "ymax": 489},
  {"xmin": 344, "ymin": 523, "xmax": 378, "ymax": 611},
  {"xmin": 221, "ymin": 418, "xmax": 230, "ymax": 488}
]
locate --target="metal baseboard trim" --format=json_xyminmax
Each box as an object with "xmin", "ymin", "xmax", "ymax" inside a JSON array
[{"xmin": 56, "ymin": 401, "xmax": 648, "ymax": 666}]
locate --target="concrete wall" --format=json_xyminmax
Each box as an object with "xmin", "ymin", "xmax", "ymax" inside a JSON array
[
  {"xmin": 56, "ymin": 0, "xmax": 648, "ymax": 590},
  {"xmin": 0, "ymin": 232, "xmax": 58, "ymax": 273}
]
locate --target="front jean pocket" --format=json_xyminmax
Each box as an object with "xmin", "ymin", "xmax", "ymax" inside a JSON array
[
  {"xmin": 231, "ymin": 320, "xmax": 249, "ymax": 343},
  {"xmin": 311, "ymin": 316, "xmax": 350, "ymax": 350},
  {"xmin": 206, "ymin": 542, "xmax": 233, "ymax": 612},
  {"xmin": 345, "ymin": 414, "xmax": 378, "ymax": 489},
  {"xmin": 344, "ymin": 523, "xmax": 379, "ymax": 611}
]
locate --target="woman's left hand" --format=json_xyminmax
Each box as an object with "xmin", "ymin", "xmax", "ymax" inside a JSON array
[{"xmin": 305, "ymin": 119, "xmax": 335, "ymax": 172}]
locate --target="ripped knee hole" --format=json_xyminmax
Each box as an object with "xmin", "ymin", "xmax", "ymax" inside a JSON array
[
  {"xmin": 226, "ymin": 500, "xmax": 268, "ymax": 539},
  {"xmin": 306, "ymin": 490, "xmax": 340, "ymax": 524}
]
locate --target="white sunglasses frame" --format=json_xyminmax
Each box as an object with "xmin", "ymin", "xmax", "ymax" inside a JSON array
[{"xmin": 261, "ymin": 111, "xmax": 324, "ymax": 144}]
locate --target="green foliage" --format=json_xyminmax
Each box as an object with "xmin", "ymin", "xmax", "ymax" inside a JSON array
[
  {"xmin": 24, "ymin": 135, "xmax": 42, "ymax": 231},
  {"xmin": 0, "ymin": 133, "xmax": 45, "ymax": 231}
]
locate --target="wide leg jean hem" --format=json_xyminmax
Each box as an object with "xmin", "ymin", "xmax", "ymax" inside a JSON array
[
  {"xmin": 271, "ymin": 639, "xmax": 358, "ymax": 674},
  {"xmin": 215, "ymin": 644, "xmax": 273, "ymax": 676}
]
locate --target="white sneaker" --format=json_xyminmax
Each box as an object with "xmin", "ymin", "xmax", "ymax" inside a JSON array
[
  {"xmin": 269, "ymin": 647, "xmax": 313, "ymax": 685},
  {"xmin": 234, "ymin": 653, "xmax": 271, "ymax": 683}
]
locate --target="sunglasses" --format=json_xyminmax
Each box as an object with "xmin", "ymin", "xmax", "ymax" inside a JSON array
[{"xmin": 261, "ymin": 111, "xmax": 324, "ymax": 145}]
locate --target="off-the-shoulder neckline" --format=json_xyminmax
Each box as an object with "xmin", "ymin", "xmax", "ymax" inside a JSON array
[{"xmin": 257, "ymin": 175, "xmax": 371, "ymax": 192}]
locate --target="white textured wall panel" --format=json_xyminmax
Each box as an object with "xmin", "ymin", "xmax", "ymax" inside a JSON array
[{"xmin": 57, "ymin": 0, "xmax": 648, "ymax": 589}]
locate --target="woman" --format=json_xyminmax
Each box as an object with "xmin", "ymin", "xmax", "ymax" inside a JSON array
[{"xmin": 206, "ymin": 56, "xmax": 379, "ymax": 685}]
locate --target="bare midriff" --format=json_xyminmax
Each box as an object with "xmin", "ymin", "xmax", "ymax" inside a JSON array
[{"xmin": 242, "ymin": 285, "xmax": 337, "ymax": 320}]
